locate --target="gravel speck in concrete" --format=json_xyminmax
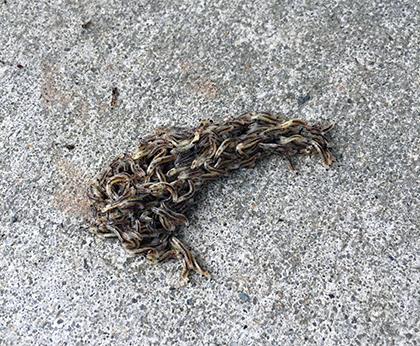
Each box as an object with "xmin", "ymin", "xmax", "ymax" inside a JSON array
[
  {"xmin": 239, "ymin": 292, "xmax": 251, "ymax": 303},
  {"xmin": 0, "ymin": 0, "xmax": 419, "ymax": 345}
]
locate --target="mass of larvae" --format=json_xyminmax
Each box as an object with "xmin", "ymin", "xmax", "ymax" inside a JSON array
[{"xmin": 88, "ymin": 112, "xmax": 335, "ymax": 282}]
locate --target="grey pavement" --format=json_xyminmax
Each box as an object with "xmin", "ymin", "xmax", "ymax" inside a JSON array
[{"xmin": 0, "ymin": 0, "xmax": 419, "ymax": 345}]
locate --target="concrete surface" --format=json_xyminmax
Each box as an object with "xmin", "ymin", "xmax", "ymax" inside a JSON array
[{"xmin": 0, "ymin": 0, "xmax": 419, "ymax": 345}]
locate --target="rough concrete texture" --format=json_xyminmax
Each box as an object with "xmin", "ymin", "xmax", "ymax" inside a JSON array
[{"xmin": 0, "ymin": 0, "xmax": 419, "ymax": 345}]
